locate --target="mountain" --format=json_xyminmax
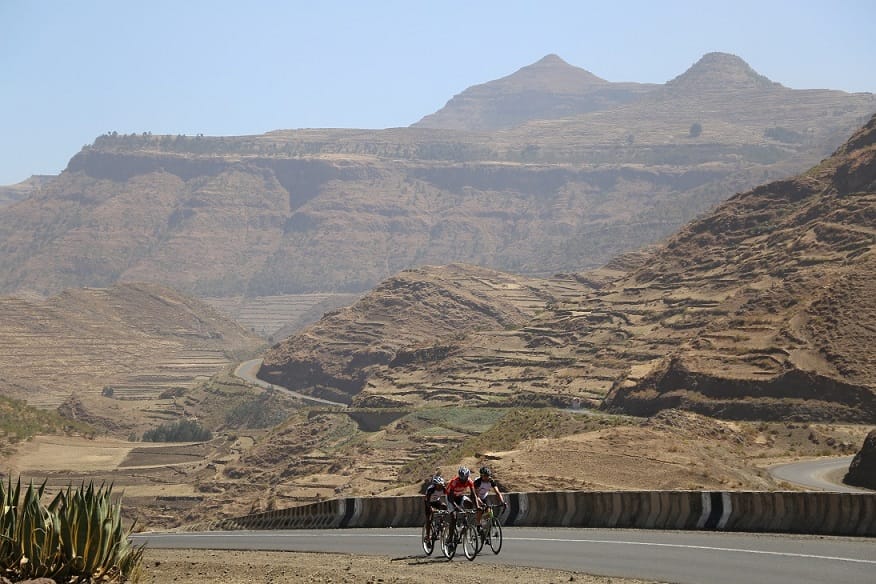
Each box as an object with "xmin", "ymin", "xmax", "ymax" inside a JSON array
[
  {"xmin": 0, "ymin": 54, "xmax": 872, "ymax": 299},
  {"xmin": 259, "ymin": 114, "xmax": 876, "ymax": 422},
  {"xmin": 413, "ymin": 53, "xmax": 657, "ymax": 131},
  {"xmin": 665, "ymin": 51, "xmax": 780, "ymax": 92}
]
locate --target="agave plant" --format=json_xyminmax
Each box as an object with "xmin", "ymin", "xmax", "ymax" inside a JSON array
[
  {"xmin": 0, "ymin": 477, "xmax": 23, "ymax": 571},
  {"xmin": 0, "ymin": 477, "xmax": 144, "ymax": 583}
]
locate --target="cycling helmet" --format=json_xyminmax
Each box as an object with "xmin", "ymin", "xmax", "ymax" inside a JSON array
[
  {"xmin": 432, "ymin": 475, "xmax": 445, "ymax": 487},
  {"xmin": 479, "ymin": 466, "xmax": 492, "ymax": 477},
  {"xmin": 458, "ymin": 466, "xmax": 470, "ymax": 481}
]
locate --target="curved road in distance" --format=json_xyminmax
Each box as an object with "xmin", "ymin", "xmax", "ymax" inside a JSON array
[
  {"xmin": 234, "ymin": 358, "xmax": 347, "ymax": 408},
  {"xmin": 131, "ymin": 527, "xmax": 875, "ymax": 584},
  {"xmin": 768, "ymin": 456, "xmax": 872, "ymax": 493}
]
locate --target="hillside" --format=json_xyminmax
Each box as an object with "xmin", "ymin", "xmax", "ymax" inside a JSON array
[
  {"xmin": 0, "ymin": 282, "xmax": 265, "ymax": 436},
  {"xmin": 258, "ymin": 263, "xmax": 565, "ymax": 404},
  {"xmin": 0, "ymin": 53, "xmax": 872, "ymax": 298},
  {"xmin": 259, "ymin": 115, "xmax": 876, "ymax": 422}
]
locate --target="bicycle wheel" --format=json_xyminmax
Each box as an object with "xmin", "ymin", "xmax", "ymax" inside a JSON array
[
  {"xmin": 462, "ymin": 524, "xmax": 479, "ymax": 561},
  {"xmin": 421, "ymin": 520, "xmax": 434, "ymax": 555},
  {"xmin": 488, "ymin": 518, "xmax": 503, "ymax": 554},
  {"xmin": 441, "ymin": 519, "xmax": 456, "ymax": 559}
]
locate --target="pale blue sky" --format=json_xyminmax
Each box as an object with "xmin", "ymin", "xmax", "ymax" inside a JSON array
[{"xmin": 2, "ymin": 0, "xmax": 875, "ymax": 185}]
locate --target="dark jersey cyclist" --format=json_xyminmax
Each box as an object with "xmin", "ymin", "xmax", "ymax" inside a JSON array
[{"xmin": 424, "ymin": 475, "xmax": 447, "ymax": 521}]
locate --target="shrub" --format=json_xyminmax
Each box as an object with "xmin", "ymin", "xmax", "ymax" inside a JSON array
[
  {"xmin": 764, "ymin": 126, "xmax": 804, "ymax": 143},
  {"xmin": 142, "ymin": 419, "xmax": 212, "ymax": 442},
  {"xmin": 0, "ymin": 478, "xmax": 144, "ymax": 582},
  {"xmin": 224, "ymin": 395, "xmax": 289, "ymax": 429}
]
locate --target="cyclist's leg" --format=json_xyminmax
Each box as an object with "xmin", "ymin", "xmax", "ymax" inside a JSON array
[{"xmin": 448, "ymin": 495, "xmax": 461, "ymax": 527}]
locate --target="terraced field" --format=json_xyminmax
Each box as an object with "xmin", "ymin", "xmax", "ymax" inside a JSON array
[
  {"xmin": 204, "ymin": 293, "xmax": 361, "ymax": 339},
  {"xmin": 0, "ymin": 283, "xmax": 264, "ymax": 435}
]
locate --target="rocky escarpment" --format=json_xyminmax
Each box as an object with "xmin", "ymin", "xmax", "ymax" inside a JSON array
[
  {"xmin": 0, "ymin": 54, "xmax": 873, "ymax": 298},
  {"xmin": 844, "ymin": 430, "xmax": 876, "ymax": 489}
]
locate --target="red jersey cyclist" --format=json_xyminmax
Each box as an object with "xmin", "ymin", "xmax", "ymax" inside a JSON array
[{"xmin": 445, "ymin": 466, "xmax": 482, "ymax": 522}]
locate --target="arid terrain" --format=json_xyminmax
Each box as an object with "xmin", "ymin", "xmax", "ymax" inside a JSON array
[
  {"xmin": 4, "ymin": 407, "xmax": 869, "ymax": 530},
  {"xmin": 0, "ymin": 54, "xmax": 873, "ymax": 584},
  {"xmin": 138, "ymin": 549, "xmax": 663, "ymax": 584},
  {"xmin": 2, "ymin": 115, "xmax": 875, "ymax": 529}
]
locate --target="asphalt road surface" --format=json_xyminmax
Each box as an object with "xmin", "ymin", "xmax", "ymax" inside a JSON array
[
  {"xmin": 132, "ymin": 527, "xmax": 875, "ymax": 584},
  {"xmin": 768, "ymin": 456, "xmax": 872, "ymax": 493},
  {"xmin": 234, "ymin": 358, "xmax": 347, "ymax": 407}
]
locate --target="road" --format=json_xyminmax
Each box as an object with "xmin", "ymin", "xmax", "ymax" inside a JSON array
[
  {"xmin": 768, "ymin": 456, "xmax": 872, "ymax": 493},
  {"xmin": 131, "ymin": 527, "xmax": 876, "ymax": 584},
  {"xmin": 234, "ymin": 358, "xmax": 347, "ymax": 407}
]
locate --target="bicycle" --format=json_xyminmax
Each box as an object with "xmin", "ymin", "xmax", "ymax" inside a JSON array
[
  {"xmin": 477, "ymin": 503, "xmax": 504, "ymax": 554},
  {"xmin": 458, "ymin": 508, "xmax": 480, "ymax": 561},
  {"xmin": 441, "ymin": 508, "xmax": 479, "ymax": 560},
  {"xmin": 422, "ymin": 509, "xmax": 448, "ymax": 556}
]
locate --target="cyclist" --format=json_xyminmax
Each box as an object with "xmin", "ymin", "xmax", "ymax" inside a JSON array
[
  {"xmin": 474, "ymin": 466, "xmax": 506, "ymax": 529},
  {"xmin": 445, "ymin": 466, "xmax": 482, "ymax": 523},
  {"xmin": 424, "ymin": 474, "xmax": 447, "ymax": 523}
]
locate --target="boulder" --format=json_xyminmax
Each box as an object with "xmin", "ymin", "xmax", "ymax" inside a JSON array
[{"xmin": 844, "ymin": 429, "xmax": 876, "ymax": 489}]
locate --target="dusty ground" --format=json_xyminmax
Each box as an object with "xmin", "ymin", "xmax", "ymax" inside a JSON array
[{"xmin": 139, "ymin": 549, "xmax": 663, "ymax": 584}]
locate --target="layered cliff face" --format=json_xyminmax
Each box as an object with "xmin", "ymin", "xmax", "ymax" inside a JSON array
[
  {"xmin": 0, "ymin": 54, "xmax": 873, "ymax": 298},
  {"xmin": 260, "ymin": 115, "xmax": 876, "ymax": 422}
]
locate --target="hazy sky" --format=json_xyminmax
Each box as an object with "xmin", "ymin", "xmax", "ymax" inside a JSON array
[{"xmin": 2, "ymin": 0, "xmax": 875, "ymax": 185}]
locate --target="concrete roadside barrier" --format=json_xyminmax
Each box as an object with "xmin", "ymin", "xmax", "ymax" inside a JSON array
[{"xmin": 209, "ymin": 489, "xmax": 876, "ymax": 536}]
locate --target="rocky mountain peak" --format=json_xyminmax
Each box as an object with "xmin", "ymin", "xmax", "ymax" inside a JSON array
[
  {"xmin": 411, "ymin": 54, "xmax": 642, "ymax": 130},
  {"xmin": 502, "ymin": 53, "xmax": 607, "ymax": 89},
  {"xmin": 666, "ymin": 51, "xmax": 781, "ymax": 92}
]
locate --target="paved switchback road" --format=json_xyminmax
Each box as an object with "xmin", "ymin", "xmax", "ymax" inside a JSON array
[
  {"xmin": 768, "ymin": 456, "xmax": 873, "ymax": 493},
  {"xmin": 132, "ymin": 527, "xmax": 876, "ymax": 584},
  {"xmin": 234, "ymin": 358, "xmax": 347, "ymax": 407}
]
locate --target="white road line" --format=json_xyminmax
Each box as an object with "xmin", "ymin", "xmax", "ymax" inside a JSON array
[
  {"xmin": 132, "ymin": 532, "xmax": 875, "ymax": 565},
  {"xmin": 511, "ymin": 537, "xmax": 876, "ymax": 565}
]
